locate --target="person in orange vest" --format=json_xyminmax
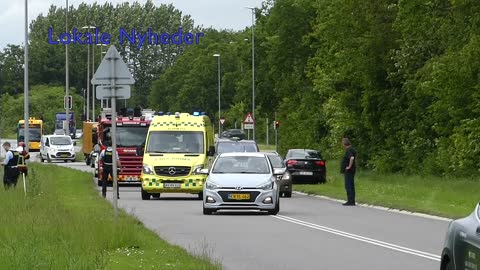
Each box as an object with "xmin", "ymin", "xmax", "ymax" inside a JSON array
[{"xmin": 16, "ymin": 142, "xmax": 30, "ymax": 176}]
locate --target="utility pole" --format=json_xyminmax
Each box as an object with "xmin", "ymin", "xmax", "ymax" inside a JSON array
[
  {"xmin": 24, "ymin": 0, "xmax": 29, "ymax": 150},
  {"xmin": 266, "ymin": 117, "xmax": 269, "ymax": 145},
  {"xmin": 65, "ymin": 0, "xmax": 70, "ymax": 136}
]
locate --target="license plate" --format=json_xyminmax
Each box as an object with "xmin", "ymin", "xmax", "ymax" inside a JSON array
[
  {"xmin": 299, "ymin": 171, "xmax": 313, "ymax": 175},
  {"xmin": 228, "ymin": 193, "xmax": 250, "ymax": 200},
  {"xmin": 61, "ymin": 154, "xmax": 69, "ymax": 157},
  {"xmin": 163, "ymin": 183, "xmax": 181, "ymax": 188}
]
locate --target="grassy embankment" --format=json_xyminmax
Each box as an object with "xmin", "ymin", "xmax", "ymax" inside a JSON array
[
  {"xmin": 0, "ymin": 164, "xmax": 220, "ymax": 269},
  {"xmin": 257, "ymin": 145, "xmax": 478, "ymax": 218}
]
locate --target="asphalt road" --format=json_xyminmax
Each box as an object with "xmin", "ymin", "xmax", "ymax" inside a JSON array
[{"xmin": 55, "ymin": 161, "xmax": 449, "ymax": 270}]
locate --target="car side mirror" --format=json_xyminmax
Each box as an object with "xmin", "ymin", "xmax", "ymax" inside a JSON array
[
  {"xmin": 136, "ymin": 146, "xmax": 144, "ymax": 156},
  {"xmin": 273, "ymin": 168, "xmax": 285, "ymax": 175},
  {"xmin": 199, "ymin": 168, "xmax": 209, "ymax": 175},
  {"xmin": 207, "ymin": 145, "xmax": 215, "ymax": 156}
]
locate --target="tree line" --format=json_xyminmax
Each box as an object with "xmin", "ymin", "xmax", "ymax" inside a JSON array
[{"xmin": 1, "ymin": 0, "xmax": 480, "ymax": 176}]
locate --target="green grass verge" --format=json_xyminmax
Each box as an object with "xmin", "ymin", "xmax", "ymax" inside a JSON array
[
  {"xmin": 0, "ymin": 164, "xmax": 220, "ymax": 269},
  {"xmin": 294, "ymin": 160, "xmax": 479, "ymax": 219}
]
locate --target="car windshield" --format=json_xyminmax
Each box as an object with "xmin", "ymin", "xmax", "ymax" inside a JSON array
[
  {"xmin": 146, "ymin": 131, "xmax": 204, "ymax": 154},
  {"xmin": 212, "ymin": 156, "xmax": 270, "ymax": 174},
  {"xmin": 287, "ymin": 150, "xmax": 322, "ymax": 159},
  {"xmin": 217, "ymin": 142, "xmax": 257, "ymax": 154},
  {"xmin": 18, "ymin": 128, "xmax": 42, "ymax": 142},
  {"xmin": 267, "ymin": 155, "xmax": 285, "ymax": 168},
  {"xmin": 50, "ymin": 137, "xmax": 72, "ymax": 145}
]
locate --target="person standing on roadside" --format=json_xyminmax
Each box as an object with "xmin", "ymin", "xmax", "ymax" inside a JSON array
[
  {"xmin": 341, "ymin": 138, "xmax": 357, "ymax": 206},
  {"xmin": 16, "ymin": 142, "xmax": 30, "ymax": 176},
  {"xmin": 2, "ymin": 142, "xmax": 20, "ymax": 190},
  {"xmin": 99, "ymin": 140, "xmax": 121, "ymax": 199}
]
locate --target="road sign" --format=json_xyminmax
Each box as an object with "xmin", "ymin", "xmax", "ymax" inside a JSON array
[
  {"xmin": 243, "ymin": 112, "xmax": 255, "ymax": 124},
  {"xmin": 243, "ymin": 112, "xmax": 254, "ymax": 130},
  {"xmin": 64, "ymin": 95, "xmax": 72, "ymax": 110},
  {"xmin": 91, "ymin": 46, "xmax": 135, "ymax": 85},
  {"xmin": 244, "ymin": 123, "xmax": 254, "ymax": 129},
  {"xmin": 220, "ymin": 117, "xmax": 226, "ymax": 125},
  {"xmin": 96, "ymin": 85, "xmax": 131, "ymax": 99}
]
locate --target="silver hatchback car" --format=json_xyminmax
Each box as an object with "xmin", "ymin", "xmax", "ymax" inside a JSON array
[{"xmin": 201, "ymin": 152, "xmax": 284, "ymax": 215}]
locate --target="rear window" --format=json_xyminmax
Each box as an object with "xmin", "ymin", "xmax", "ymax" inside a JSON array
[
  {"xmin": 287, "ymin": 150, "xmax": 322, "ymax": 159},
  {"xmin": 217, "ymin": 142, "xmax": 257, "ymax": 154}
]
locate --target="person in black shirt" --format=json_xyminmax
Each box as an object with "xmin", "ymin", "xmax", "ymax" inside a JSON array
[{"xmin": 340, "ymin": 138, "xmax": 356, "ymax": 206}]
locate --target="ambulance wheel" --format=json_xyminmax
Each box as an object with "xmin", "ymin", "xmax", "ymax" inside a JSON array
[
  {"xmin": 141, "ymin": 188, "xmax": 151, "ymax": 200},
  {"xmin": 97, "ymin": 179, "xmax": 102, "ymax": 187},
  {"xmin": 40, "ymin": 155, "xmax": 44, "ymax": 163},
  {"xmin": 198, "ymin": 192, "xmax": 204, "ymax": 200},
  {"xmin": 85, "ymin": 156, "xmax": 91, "ymax": 166},
  {"xmin": 152, "ymin": 193, "xmax": 160, "ymax": 199}
]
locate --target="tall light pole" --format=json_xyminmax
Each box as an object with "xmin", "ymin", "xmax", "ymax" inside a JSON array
[
  {"xmin": 24, "ymin": 0, "xmax": 29, "ymax": 150},
  {"xmin": 82, "ymin": 26, "xmax": 96, "ymax": 121},
  {"xmin": 65, "ymin": 0, "xmax": 70, "ymax": 136},
  {"xmin": 97, "ymin": 48, "xmax": 107, "ymax": 108},
  {"xmin": 213, "ymin": 54, "xmax": 221, "ymax": 136},
  {"xmin": 246, "ymin": 7, "xmax": 256, "ymax": 141}
]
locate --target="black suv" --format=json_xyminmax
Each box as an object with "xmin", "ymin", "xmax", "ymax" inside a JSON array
[
  {"xmin": 221, "ymin": 129, "xmax": 246, "ymax": 140},
  {"xmin": 284, "ymin": 149, "xmax": 326, "ymax": 184}
]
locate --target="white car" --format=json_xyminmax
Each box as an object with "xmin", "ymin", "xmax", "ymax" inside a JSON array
[
  {"xmin": 40, "ymin": 135, "xmax": 76, "ymax": 162},
  {"xmin": 201, "ymin": 152, "xmax": 283, "ymax": 215}
]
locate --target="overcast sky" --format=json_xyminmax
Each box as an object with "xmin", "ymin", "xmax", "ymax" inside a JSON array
[{"xmin": 0, "ymin": 0, "xmax": 263, "ymax": 49}]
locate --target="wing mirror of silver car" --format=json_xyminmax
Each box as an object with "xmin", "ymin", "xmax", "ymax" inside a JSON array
[
  {"xmin": 273, "ymin": 168, "xmax": 286, "ymax": 175},
  {"xmin": 199, "ymin": 168, "xmax": 209, "ymax": 175}
]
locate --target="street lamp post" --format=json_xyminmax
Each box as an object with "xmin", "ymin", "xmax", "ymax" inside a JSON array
[
  {"xmin": 97, "ymin": 46, "xmax": 107, "ymax": 109},
  {"xmin": 23, "ymin": 0, "xmax": 29, "ymax": 150},
  {"xmin": 82, "ymin": 26, "xmax": 95, "ymax": 121},
  {"xmin": 65, "ymin": 0, "xmax": 70, "ymax": 136},
  {"xmin": 246, "ymin": 7, "xmax": 256, "ymax": 141},
  {"xmin": 213, "ymin": 54, "xmax": 221, "ymax": 136}
]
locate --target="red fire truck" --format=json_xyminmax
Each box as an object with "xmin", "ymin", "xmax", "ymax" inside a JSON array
[{"xmin": 96, "ymin": 108, "xmax": 154, "ymax": 186}]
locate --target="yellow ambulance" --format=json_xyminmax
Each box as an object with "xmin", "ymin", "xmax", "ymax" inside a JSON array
[{"xmin": 140, "ymin": 112, "xmax": 215, "ymax": 200}]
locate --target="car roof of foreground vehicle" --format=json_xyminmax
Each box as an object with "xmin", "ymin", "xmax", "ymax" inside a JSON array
[
  {"xmin": 287, "ymin": 148, "xmax": 318, "ymax": 152},
  {"xmin": 216, "ymin": 138, "xmax": 256, "ymax": 143},
  {"xmin": 44, "ymin": 134, "xmax": 72, "ymax": 138},
  {"xmin": 218, "ymin": 152, "xmax": 266, "ymax": 158}
]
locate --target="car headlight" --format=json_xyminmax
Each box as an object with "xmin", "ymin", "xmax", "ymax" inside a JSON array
[
  {"xmin": 205, "ymin": 181, "xmax": 220, "ymax": 190},
  {"xmin": 257, "ymin": 181, "xmax": 274, "ymax": 190},
  {"xmin": 142, "ymin": 164, "xmax": 154, "ymax": 175},
  {"xmin": 71, "ymin": 148, "xmax": 75, "ymax": 152},
  {"xmin": 282, "ymin": 172, "xmax": 291, "ymax": 180},
  {"xmin": 192, "ymin": 164, "xmax": 205, "ymax": 175}
]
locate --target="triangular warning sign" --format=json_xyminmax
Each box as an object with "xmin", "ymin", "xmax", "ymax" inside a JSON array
[
  {"xmin": 244, "ymin": 113, "xmax": 255, "ymax": 123},
  {"xmin": 91, "ymin": 45, "xmax": 135, "ymax": 85}
]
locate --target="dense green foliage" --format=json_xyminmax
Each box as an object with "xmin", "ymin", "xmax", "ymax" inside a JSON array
[
  {"xmin": 0, "ymin": 85, "xmax": 82, "ymax": 137},
  {"xmin": 0, "ymin": 164, "xmax": 219, "ymax": 269},
  {"xmin": 148, "ymin": 0, "xmax": 480, "ymax": 176},
  {"xmin": 2, "ymin": 0, "xmax": 480, "ymax": 176}
]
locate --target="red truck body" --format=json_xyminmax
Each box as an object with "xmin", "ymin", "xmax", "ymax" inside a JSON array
[{"xmin": 96, "ymin": 109, "xmax": 153, "ymax": 185}]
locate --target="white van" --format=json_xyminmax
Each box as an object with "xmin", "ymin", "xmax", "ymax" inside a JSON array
[{"xmin": 40, "ymin": 135, "xmax": 76, "ymax": 162}]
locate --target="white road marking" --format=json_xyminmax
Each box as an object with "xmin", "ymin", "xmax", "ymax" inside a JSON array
[{"xmin": 273, "ymin": 215, "xmax": 441, "ymax": 262}]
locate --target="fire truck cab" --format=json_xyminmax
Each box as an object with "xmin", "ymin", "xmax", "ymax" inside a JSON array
[{"xmin": 96, "ymin": 108, "xmax": 154, "ymax": 186}]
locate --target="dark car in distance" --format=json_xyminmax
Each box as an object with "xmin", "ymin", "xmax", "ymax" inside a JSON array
[
  {"xmin": 284, "ymin": 149, "xmax": 326, "ymax": 184},
  {"xmin": 221, "ymin": 129, "xmax": 246, "ymax": 140},
  {"xmin": 215, "ymin": 138, "xmax": 259, "ymax": 155},
  {"xmin": 265, "ymin": 152, "xmax": 292, "ymax": 197}
]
